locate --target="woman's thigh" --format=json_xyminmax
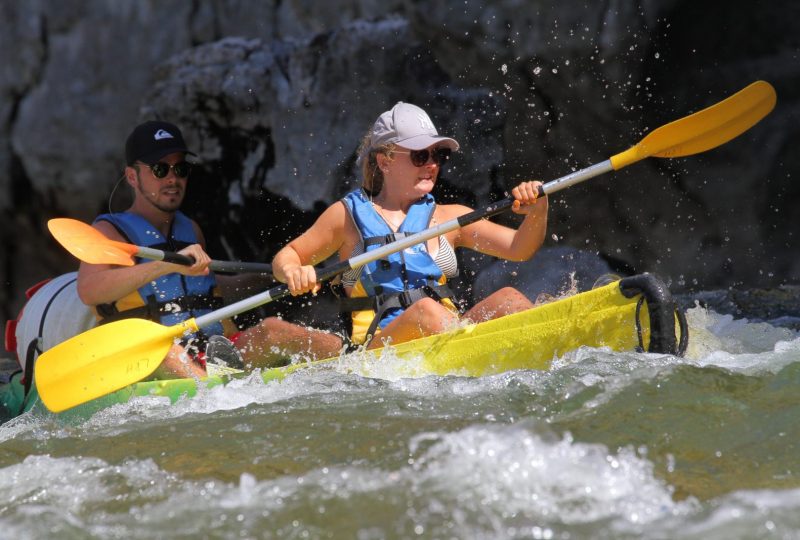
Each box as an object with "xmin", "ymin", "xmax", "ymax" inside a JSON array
[{"xmin": 367, "ymin": 298, "xmax": 459, "ymax": 349}]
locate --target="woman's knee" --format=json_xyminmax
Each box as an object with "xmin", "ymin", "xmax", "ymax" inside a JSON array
[
  {"xmin": 496, "ymin": 286, "xmax": 528, "ymax": 300},
  {"xmin": 466, "ymin": 287, "xmax": 533, "ymax": 322},
  {"xmin": 494, "ymin": 287, "xmax": 533, "ymax": 306},
  {"xmin": 409, "ymin": 298, "xmax": 457, "ymax": 330}
]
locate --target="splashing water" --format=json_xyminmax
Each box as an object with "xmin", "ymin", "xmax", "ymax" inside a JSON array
[{"xmin": 1, "ymin": 302, "xmax": 799, "ymax": 538}]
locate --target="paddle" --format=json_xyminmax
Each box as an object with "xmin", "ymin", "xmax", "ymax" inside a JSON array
[
  {"xmin": 47, "ymin": 217, "xmax": 273, "ymax": 275},
  {"xmin": 34, "ymin": 80, "xmax": 776, "ymax": 413}
]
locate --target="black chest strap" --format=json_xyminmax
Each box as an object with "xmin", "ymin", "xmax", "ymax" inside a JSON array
[{"xmin": 96, "ymin": 293, "xmax": 224, "ymax": 325}]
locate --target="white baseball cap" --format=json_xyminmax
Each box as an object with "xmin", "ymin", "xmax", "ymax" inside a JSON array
[{"xmin": 368, "ymin": 102, "xmax": 460, "ymax": 151}]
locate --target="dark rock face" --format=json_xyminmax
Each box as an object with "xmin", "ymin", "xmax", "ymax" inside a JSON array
[{"xmin": 1, "ymin": 1, "xmax": 798, "ymax": 327}]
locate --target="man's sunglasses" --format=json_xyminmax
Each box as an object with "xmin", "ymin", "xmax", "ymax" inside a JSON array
[
  {"xmin": 394, "ymin": 147, "xmax": 452, "ymax": 167},
  {"xmin": 142, "ymin": 161, "xmax": 192, "ymax": 179}
]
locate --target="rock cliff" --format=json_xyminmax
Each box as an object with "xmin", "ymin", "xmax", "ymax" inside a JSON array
[{"xmin": 1, "ymin": 1, "xmax": 797, "ymax": 326}]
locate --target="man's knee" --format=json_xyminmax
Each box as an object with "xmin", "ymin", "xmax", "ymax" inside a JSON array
[
  {"xmin": 256, "ymin": 316, "xmax": 293, "ymax": 335},
  {"xmin": 259, "ymin": 316, "xmax": 281, "ymax": 328}
]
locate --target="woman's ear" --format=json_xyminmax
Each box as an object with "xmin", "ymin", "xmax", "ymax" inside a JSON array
[{"xmin": 375, "ymin": 152, "xmax": 389, "ymax": 172}]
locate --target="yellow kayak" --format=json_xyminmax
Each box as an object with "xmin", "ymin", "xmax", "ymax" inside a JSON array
[
  {"xmin": 268, "ymin": 272, "xmax": 684, "ymax": 381},
  {"xmin": 1, "ymin": 273, "xmax": 686, "ymax": 420}
]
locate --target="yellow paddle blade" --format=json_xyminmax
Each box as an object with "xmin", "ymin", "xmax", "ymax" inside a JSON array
[
  {"xmin": 48, "ymin": 218, "xmax": 138, "ymax": 266},
  {"xmin": 610, "ymin": 80, "xmax": 776, "ymax": 169},
  {"xmin": 35, "ymin": 317, "xmax": 198, "ymax": 413}
]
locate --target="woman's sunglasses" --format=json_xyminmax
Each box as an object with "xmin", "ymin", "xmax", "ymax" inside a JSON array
[
  {"xmin": 142, "ymin": 161, "xmax": 192, "ymax": 179},
  {"xmin": 394, "ymin": 147, "xmax": 452, "ymax": 167}
]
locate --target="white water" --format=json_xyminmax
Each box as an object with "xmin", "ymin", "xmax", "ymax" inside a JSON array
[{"xmin": 1, "ymin": 305, "xmax": 799, "ymax": 539}]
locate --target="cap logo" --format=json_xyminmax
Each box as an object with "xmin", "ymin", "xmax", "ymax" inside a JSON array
[
  {"xmin": 417, "ymin": 113, "xmax": 434, "ymax": 131},
  {"xmin": 153, "ymin": 129, "xmax": 174, "ymax": 141}
]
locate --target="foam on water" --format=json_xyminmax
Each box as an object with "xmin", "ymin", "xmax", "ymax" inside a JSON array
[
  {"xmin": 684, "ymin": 304, "xmax": 800, "ymax": 373},
  {"xmin": 334, "ymin": 345, "xmax": 430, "ymax": 381},
  {"xmin": 38, "ymin": 303, "xmax": 796, "ymax": 432},
  {"xmin": 78, "ymin": 368, "xmax": 366, "ymax": 430},
  {"xmin": 2, "ymin": 437, "xmax": 798, "ymax": 539},
  {"xmin": 404, "ymin": 421, "xmax": 695, "ymax": 526},
  {"xmin": 0, "ymin": 424, "xmax": 695, "ymax": 538},
  {"xmin": 0, "ymin": 454, "xmax": 180, "ymax": 537},
  {"xmin": 653, "ymin": 488, "xmax": 800, "ymax": 538},
  {"xmin": 685, "ymin": 304, "xmax": 798, "ymax": 357},
  {"xmin": 22, "ymin": 303, "xmax": 785, "ymax": 430},
  {"xmin": 2, "ymin": 304, "xmax": 798, "ymax": 538}
]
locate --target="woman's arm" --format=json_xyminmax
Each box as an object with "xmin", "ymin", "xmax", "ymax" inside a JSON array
[
  {"xmin": 447, "ymin": 181, "xmax": 548, "ymax": 262},
  {"xmin": 272, "ymin": 201, "xmax": 348, "ymax": 295}
]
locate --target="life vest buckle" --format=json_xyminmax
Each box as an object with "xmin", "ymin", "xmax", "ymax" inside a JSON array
[{"xmin": 397, "ymin": 290, "xmax": 417, "ymax": 309}]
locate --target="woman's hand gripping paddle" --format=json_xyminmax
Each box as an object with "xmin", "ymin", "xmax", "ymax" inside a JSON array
[
  {"xmin": 47, "ymin": 218, "xmax": 273, "ymax": 275},
  {"xmin": 34, "ymin": 80, "xmax": 776, "ymax": 413}
]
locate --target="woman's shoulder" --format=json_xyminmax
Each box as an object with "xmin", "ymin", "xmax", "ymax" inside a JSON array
[
  {"xmin": 326, "ymin": 199, "xmax": 348, "ymax": 217},
  {"xmin": 434, "ymin": 202, "xmax": 473, "ymax": 221},
  {"xmin": 304, "ymin": 200, "xmax": 345, "ymax": 233}
]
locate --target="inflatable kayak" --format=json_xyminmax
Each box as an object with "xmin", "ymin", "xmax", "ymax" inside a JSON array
[{"xmin": 1, "ymin": 273, "xmax": 687, "ymax": 421}]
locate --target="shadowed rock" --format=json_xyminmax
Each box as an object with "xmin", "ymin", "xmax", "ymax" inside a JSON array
[{"xmin": 1, "ymin": 2, "xmax": 798, "ymax": 326}]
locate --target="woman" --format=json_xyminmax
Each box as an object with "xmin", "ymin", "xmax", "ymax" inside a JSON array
[{"xmin": 273, "ymin": 102, "xmax": 548, "ymax": 349}]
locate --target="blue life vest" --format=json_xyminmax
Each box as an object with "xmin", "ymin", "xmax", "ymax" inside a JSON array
[
  {"xmin": 340, "ymin": 189, "xmax": 456, "ymax": 343},
  {"xmin": 93, "ymin": 211, "xmax": 224, "ymax": 337}
]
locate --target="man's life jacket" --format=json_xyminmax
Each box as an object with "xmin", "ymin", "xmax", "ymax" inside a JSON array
[
  {"xmin": 339, "ymin": 189, "xmax": 458, "ymax": 345},
  {"xmin": 92, "ymin": 211, "xmax": 225, "ymax": 338}
]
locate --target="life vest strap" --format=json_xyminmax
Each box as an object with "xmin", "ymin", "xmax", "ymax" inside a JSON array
[
  {"xmin": 363, "ymin": 232, "xmax": 412, "ymax": 247},
  {"xmin": 338, "ymin": 283, "xmax": 453, "ymax": 312},
  {"xmin": 96, "ymin": 293, "xmax": 224, "ymax": 325}
]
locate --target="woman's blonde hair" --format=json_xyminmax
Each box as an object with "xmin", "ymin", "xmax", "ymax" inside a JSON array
[{"xmin": 357, "ymin": 130, "xmax": 396, "ymax": 196}]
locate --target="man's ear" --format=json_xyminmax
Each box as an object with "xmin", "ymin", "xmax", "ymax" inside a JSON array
[{"xmin": 124, "ymin": 166, "xmax": 137, "ymax": 187}]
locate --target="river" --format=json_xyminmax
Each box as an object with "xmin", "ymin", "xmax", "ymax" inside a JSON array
[{"xmin": 1, "ymin": 298, "xmax": 799, "ymax": 539}]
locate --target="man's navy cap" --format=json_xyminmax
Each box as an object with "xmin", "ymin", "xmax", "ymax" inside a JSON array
[{"xmin": 125, "ymin": 120, "xmax": 195, "ymax": 165}]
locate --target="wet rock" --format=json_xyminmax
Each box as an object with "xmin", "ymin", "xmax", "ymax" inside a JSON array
[
  {"xmin": 686, "ymin": 286, "xmax": 800, "ymax": 330},
  {"xmin": 1, "ymin": 1, "xmax": 798, "ymax": 326},
  {"xmin": 471, "ymin": 246, "xmax": 615, "ymax": 303}
]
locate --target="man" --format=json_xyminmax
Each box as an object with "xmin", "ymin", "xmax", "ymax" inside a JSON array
[{"xmin": 77, "ymin": 120, "xmax": 343, "ymax": 377}]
